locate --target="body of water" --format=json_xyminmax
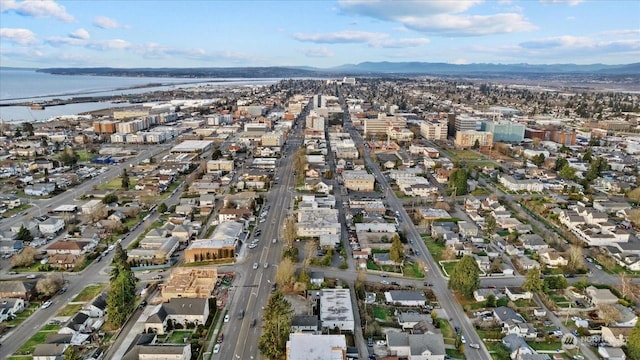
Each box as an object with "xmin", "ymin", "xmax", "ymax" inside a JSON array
[{"xmin": 0, "ymin": 68, "xmax": 279, "ymax": 122}]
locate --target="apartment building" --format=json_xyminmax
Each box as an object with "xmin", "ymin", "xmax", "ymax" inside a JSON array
[
  {"xmin": 454, "ymin": 130, "xmax": 493, "ymax": 149},
  {"xmin": 342, "ymin": 170, "xmax": 375, "ymax": 191},
  {"xmin": 420, "ymin": 120, "xmax": 448, "ymax": 140}
]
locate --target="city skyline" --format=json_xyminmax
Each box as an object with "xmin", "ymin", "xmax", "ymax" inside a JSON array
[{"xmin": 1, "ymin": 0, "xmax": 639, "ymax": 69}]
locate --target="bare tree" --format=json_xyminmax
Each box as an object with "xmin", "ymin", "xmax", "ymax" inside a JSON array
[
  {"xmin": 10, "ymin": 247, "xmax": 38, "ymax": 268},
  {"xmin": 276, "ymin": 257, "xmax": 296, "ymax": 291},
  {"xmin": 598, "ymin": 304, "xmax": 622, "ymax": 326},
  {"xmin": 441, "ymin": 246, "xmax": 456, "ymax": 261},
  {"xmin": 36, "ymin": 273, "xmax": 64, "ymax": 297},
  {"xmin": 282, "ymin": 215, "xmax": 297, "ymax": 247},
  {"xmin": 304, "ymin": 240, "xmax": 317, "ymax": 267},
  {"xmin": 617, "ymin": 272, "xmax": 640, "ymax": 303},
  {"xmin": 567, "ymin": 245, "xmax": 585, "ymax": 272},
  {"xmin": 626, "ymin": 208, "xmax": 640, "ymax": 227}
]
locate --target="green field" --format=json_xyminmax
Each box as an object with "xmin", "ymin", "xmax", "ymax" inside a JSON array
[
  {"xmin": 72, "ymin": 284, "xmax": 106, "ymax": 302},
  {"xmin": 168, "ymin": 330, "xmax": 193, "ymax": 343},
  {"xmin": 57, "ymin": 303, "xmax": 83, "ymax": 317}
]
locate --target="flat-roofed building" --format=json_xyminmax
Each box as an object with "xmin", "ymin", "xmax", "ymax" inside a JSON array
[
  {"xmin": 206, "ymin": 160, "xmax": 234, "ymax": 172},
  {"xmin": 420, "ymin": 120, "xmax": 448, "ymax": 140},
  {"xmin": 286, "ymin": 333, "xmax": 347, "ymax": 360},
  {"xmin": 170, "ymin": 140, "xmax": 213, "ymax": 154},
  {"xmin": 454, "ymin": 130, "xmax": 493, "ymax": 149},
  {"xmin": 261, "ymin": 131, "xmax": 284, "ymax": 147},
  {"xmin": 184, "ymin": 221, "xmax": 242, "ymax": 262},
  {"xmin": 342, "ymin": 170, "xmax": 375, "ymax": 191},
  {"xmin": 161, "ymin": 267, "xmax": 218, "ymax": 301},
  {"xmin": 297, "ymin": 208, "xmax": 340, "ymax": 238},
  {"xmin": 319, "ymin": 289, "xmax": 355, "ymax": 331}
]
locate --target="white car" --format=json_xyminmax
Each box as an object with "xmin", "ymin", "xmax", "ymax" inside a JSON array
[
  {"xmin": 213, "ymin": 344, "xmax": 221, "ymax": 353},
  {"xmin": 272, "ymin": 238, "xmax": 277, "ymax": 243},
  {"xmin": 460, "ymin": 335, "xmax": 466, "ymax": 344},
  {"xmin": 27, "ymin": 274, "xmax": 36, "ymax": 279},
  {"xmin": 469, "ymin": 343, "xmax": 480, "ymax": 349},
  {"xmin": 253, "ymin": 263, "xmax": 259, "ymax": 270},
  {"xmin": 42, "ymin": 300, "xmax": 53, "ymax": 309},
  {"xmin": 224, "ymin": 314, "xmax": 230, "ymax": 322},
  {"xmin": 264, "ymin": 263, "xmax": 269, "ymax": 269}
]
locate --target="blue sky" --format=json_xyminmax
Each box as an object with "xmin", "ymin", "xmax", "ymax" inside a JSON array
[{"xmin": 1, "ymin": 0, "xmax": 638, "ymax": 68}]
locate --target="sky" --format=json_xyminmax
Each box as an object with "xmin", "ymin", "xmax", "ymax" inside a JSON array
[{"xmin": 0, "ymin": 0, "xmax": 639, "ymax": 68}]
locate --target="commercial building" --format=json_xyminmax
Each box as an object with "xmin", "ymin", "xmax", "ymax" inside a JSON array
[
  {"xmin": 454, "ymin": 114, "xmax": 480, "ymax": 134},
  {"xmin": 206, "ymin": 160, "xmax": 234, "ymax": 172},
  {"xmin": 419, "ymin": 120, "xmax": 448, "ymax": 140},
  {"xmin": 286, "ymin": 334, "xmax": 347, "ymax": 360},
  {"xmin": 319, "ymin": 289, "xmax": 355, "ymax": 331},
  {"xmin": 364, "ymin": 115, "xmax": 407, "ymax": 137},
  {"xmin": 184, "ymin": 221, "xmax": 242, "ymax": 262},
  {"xmin": 454, "ymin": 130, "xmax": 493, "ymax": 149},
  {"xmin": 482, "ymin": 121, "xmax": 525, "ymax": 142},
  {"xmin": 297, "ymin": 208, "xmax": 340, "ymax": 237},
  {"xmin": 161, "ymin": 268, "xmax": 218, "ymax": 301},
  {"xmin": 261, "ymin": 131, "xmax": 284, "ymax": 147},
  {"xmin": 342, "ymin": 170, "xmax": 375, "ymax": 191},
  {"xmin": 170, "ymin": 140, "xmax": 213, "ymax": 154}
]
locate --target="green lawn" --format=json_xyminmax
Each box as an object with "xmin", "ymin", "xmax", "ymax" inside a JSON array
[
  {"xmin": 15, "ymin": 325, "xmax": 61, "ymax": 355},
  {"xmin": 96, "ymin": 177, "xmax": 138, "ymax": 190},
  {"xmin": 446, "ymin": 348, "xmax": 467, "ymax": 360},
  {"xmin": 72, "ymin": 284, "xmax": 106, "ymax": 302},
  {"xmin": 0, "ymin": 203, "xmax": 32, "ymax": 218},
  {"xmin": 168, "ymin": 330, "xmax": 193, "ymax": 344},
  {"xmin": 57, "ymin": 303, "xmax": 83, "ymax": 317},
  {"xmin": 6, "ymin": 303, "xmax": 39, "ymax": 327},
  {"xmin": 442, "ymin": 261, "xmax": 459, "ymax": 276},
  {"xmin": 450, "ymin": 149, "xmax": 484, "ymax": 161},
  {"xmin": 403, "ymin": 262, "xmax": 425, "ymax": 279},
  {"xmin": 372, "ymin": 305, "xmax": 394, "ymax": 321},
  {"xmin": 423, "ymin": 235, "xmax": 444, "ymax": 261},
  {"xmin": 528, "ymin": 340, "xmax": 563, "ymax": 351}
]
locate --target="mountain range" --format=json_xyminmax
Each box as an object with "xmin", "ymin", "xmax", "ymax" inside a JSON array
[{"xmin": 35, "ymin": 62, "xmax": 640, "ymax": 78}]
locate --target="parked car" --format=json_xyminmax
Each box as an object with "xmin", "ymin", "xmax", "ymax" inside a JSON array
[
  {"xmin": 253, "ymin": 262, "xmax": 258, "ymax": 270},
  {"xmin": 218, "ymin": 333, "xmax": 224, "ymax": 343},
  {"xmin": 213, "ymin": 344, "xmax": 221, "ymax": 353},
  {"xmin": 224, "ymin": 314, "xmax": 230, "ymax": 322}
]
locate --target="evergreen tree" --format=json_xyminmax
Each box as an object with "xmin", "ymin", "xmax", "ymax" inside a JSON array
[
  {"xmin": 448, "ymin": 169, "xmax": 468, "ymax": 196},
  {"xmin": 258, "ymin": 291, "xmax": 294, "ymax": 359},
  {"xmin": 485, "ymin": 214, "xmax": 497, "ymax": 235},
  {"xmin": 558, "ymin": 163, "xmax": 577, "ymax": 180},
  {"xmin": 448, "ymin": 255, "xmax": 481, "ymax": 298},
  {"xmin": 16, "ymin": 225, "xmax": 34, "ymax": 242},
  {"xmin": 121, "ymin": 169, "xmax": 130, "ymax": 189},
  {"xmin": 107, "ymin": 243, "xmax": 137, "ymax": 328},
  {"xmin": 628, "ymin": 320, "xmax": 640, "ymax": 360}
]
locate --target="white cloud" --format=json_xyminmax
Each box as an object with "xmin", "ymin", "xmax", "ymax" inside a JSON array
[
  {"xmin": 293, "ymin": 30, "xmax": 388, "ymax": 44},
  {"xmin": 86, "ymin": 39, "xmax": 131, "ymax": 51},
  {"xmin": 540, "ymin": 0, "xmax": 584, "ymax": 5},
  {"xmin": 0, "ymin": 0, "xmax": 74, "ymax": 22},
  {"xmin": 520, "ymin": 35, "xmax": 593, "ymax": 49},
  {"xmin": 69, "ymin": 28, "xmax": 90, "ymax": 40},
  {"xmin": 371, "ymin": 37, "xmax": 430, "ymax": 48},
  {"xmin": 0, "ymin": 27, "xmax": 36, "ymax": 44},
  {"xmin": 338, "ymin": 0, "xmax": 536, "ymax": 36},
  {"xmin": 135, "ymin": 43, "xmax": 254, "ymax": 63},
  {"xmin": 451, "ymin": 58, "xmax": 470, "ymax": 65},
  {"xmin": 93, "ymin": 15, "xmax": 124, "ymax": 29},
  {"xmin": 301, "ymin": 47, "xmax": 334, "ymax": 58}
]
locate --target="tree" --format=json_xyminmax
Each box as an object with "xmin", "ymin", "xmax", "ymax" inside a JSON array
[
  {"xmin": 303, "ymin": 241, "xmax": 316, "ymax": 266},
  {"xmin": 389, "ymin": 234, "xmax": 404, "ymax": 265},
  {"xmin": 484, "ymin": 214, "xmax": 497, "ymax": 235},
  {"xmin": 523, "ymin": 267, "xmax": 544, "ymax": 294},
  {"xmin": 627, "ymin": 187, "xmax": 640, "ymax": 204},
  {"xmin": 36, "ymin": 273, "xmax": 64, "ymax": 297},
  {"xmin": 558, "ymin": 163, "xmax": 577, "ymax": 180},
  {"xmin": 258, "ymin": 291, "xmax": 294, "ymax": 360},
  {"xmin": 473, "ymin": 139, "xmax": 480, "ymax": 149},
  {"xmin": 598, "ymin": 304, "xmax": 621, "ymax": 326},
  {"xmin": 448, "ymin": 169, "xmax": 468, "ymax": 196},
  {"xmin": 158, "ymin": 202, "xmax": 168, "ymax": 213},
  {"xmin": 566, "ymin": 245, "xmax": 585, "ymax": 272},
  {"xmin": 485, "ymin": 294, "xmax": 497, "ymax": 308},
  {"xmin": 275, "ymin": 257, "xmax": 295, "ymax": 291},
  {"xmin": 22, "ymin": 122, "xmax": 35, "ymax": 136},
  {"xmin": 10, "ymin": 246, "xmax": 37, "ymax": 268},
  {"xmin": 58, "ymin": 147, "xmax": 79, "ymax": 167},
  {"xmin": 543, "ymin": 275, "xmax": 568, "ymax": 291},
  {"xmin": 16, "ymin": 225, "xmax": 34, "ymax": 242},
  {"xmin": 63, "ymin": 345, "xmax": 81, "ymax": 360},
  {"xmin": 107, "ymin": 243, "xmax": 137, "ymax": 328},
  {"xmin": 554, "ymin": 157, "xmax": 569, "ymax": 171},
  {"xmin": 102, "ymin": 193, "xmax": 119, "ymax": 204},
  {"xmin": 282, "ymin": 215, "xmax": 297, "ymax": 247},
  {"xmin": 121, "ymin": 169, "xmax": 130, "ymax": 189},
  {"xmin": 448, "ymin": 255, "xmax": 481, "ymax": 298},
  {"xmin": 628, "ymin": 320, "xmax": 640, "ymax": 360}
]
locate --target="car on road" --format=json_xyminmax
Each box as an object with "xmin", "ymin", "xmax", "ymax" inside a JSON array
[
  {"xmin": 253, "ymin": 262, "xmax": 259, "ymax": 270},
  {"xmin": 272, "ymin": 238, "xmax": 277, "ymax": 243},
  {"xmin": 41, "ymin": 300, "xmax": 53, "ymax": 309},
  {"xmin": 380, "ymin": 273, "xmax": 388, "ymax": 277},
  {"xmin": 27, "ymin": 274, "xmax": 36, "ymax": 279},
  {"xmin": 264, "ymin": 263, "xmax": 269, "ymax": 269},
  {"xmin": 217, "ymin": 333, "xmax": 224, "ymax": 343},
  {"xmin": 460, "ymin": 335, "xmax": 466, "ymax": 344},
  {"xmin": 381, "ymin": 280, "xmax": 390, "ymax": 285},
  {"xmin": 251, "ymin": 318, "xmax": 257, "ymax": 327},
  {"xmin": 152, "ymin": 274, "xmax": 163, "ymax": 280},
  {"xmin": 238, "ymin": 310, "xmax": 244, "ymax": 320},
  {"xmin": 224, "ymin": 314, "xmax": 230, "ymax": 322},
  {"xmin": 213, "ymin": 344, "xmax": 221, "ymax": 354},
  {"xmin": 469, "ymin": 343, "xmax": 480, "ymax": 349}
]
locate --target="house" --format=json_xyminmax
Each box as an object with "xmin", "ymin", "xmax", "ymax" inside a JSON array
[
  {"xmin": 0, "ymin": 297, "xmax": 25, "ymax": 322},
  {"xmin": 397, "ymin": 311, "xmax": 433, "ymax": 330},
  {"xmin": 384, "ymin": 290, "xmax": 427, "ymax": 307},
  {"xmin": 598, "ymin": 346, "xmax": 627, "ymax": 360},
  {"xmin": 45, "ymin": 240, "xmax": 92, "ymax": 255},
  {"xmin": 121, "ymin": 333, "xmax": 191, "ymax": 360},
  {"xmin": 59, "ymin": 312, "xmax": 93, "ymax": 334},
  {"xmin": 473, "ymin": 289, "xmax": 502, "ymax": 303},
  {"xmin": 290, "ymin": 315, "xmax": 320, "ymax": 333},
  {"xmin": 493, "ymin": 306, "xmax": 538, "ymax": 338},
  {"xmin": 458, "ymin": 221, "xmax": 479, "ymax": 238},
  {"xmin": 38, "ymin": 217, "xmax": 65, "ymax": 235},
  {"xmin": 539, "ymin": 249, "xmax": 568, "ymax": 267},
  {"xmin": 24, "ymin": 183, "xmax": 56, "ymax": 196},
  {"xmin": 82, "ymin": 293, "xmax": 107, "ymax": 318},
  {"xmin": 145, "ymin": 298, "xmax": 210, "ymax": 334},
  {"xmin": 505, "ymin": 287, "xmax": 533, "ymax": 301},
  {"xmin": 0, "ymin": 280, "xmax": 36, "ymax": 300},
  {"xmin": 32, "ymin": 343, "xmax": 68, "ymax": 360},
  {"xmin": 502, "ymin": 334, "xmax": 535, "ymax": 360},
  {"xmin": 385, "ymin": 332, "xmax": 446, "ymax": 360},
  {"xmin": 612, "ymin": 303, "xmax": 638, "ymax": 327},
  {"xmin": 309, "ymin": 271, "xmax": 325, "ymax": 287},
  {"xmin": 520, "ymin": 234, "xmax": 549, "ymax": 251},
  {"xmin": 48, "ymin": 254, "xmax": 77, "ymax": 269},
  {"xmin": 286, "ymin": 333, "xmax": 347, "ymax": 360},
  {"xmin": 586, "ymin": 286, "xmax": 618, "ymax": 306}
]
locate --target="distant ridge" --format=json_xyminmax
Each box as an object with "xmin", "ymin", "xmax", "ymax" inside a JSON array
[{"xmin": 36, "ymin": 62, "xmax": 640, "ymax": 78}]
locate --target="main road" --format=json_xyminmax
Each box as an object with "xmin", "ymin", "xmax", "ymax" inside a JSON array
[
  {"xmin": 217, "ymin": 110, "xmax": 305, "ymax": 360},
  {"xmin": 345, "ymin": 126, "xmax": 492, "ymax": 359}
]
